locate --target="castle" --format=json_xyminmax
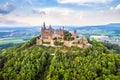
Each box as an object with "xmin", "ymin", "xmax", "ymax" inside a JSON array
[
  {"xmin": 36, "ymin": 22, "xmax": 90, "ymax": 48},
  {"xmin": 41, "ymin": 22, "xmax": 64, "ymax": 40}
]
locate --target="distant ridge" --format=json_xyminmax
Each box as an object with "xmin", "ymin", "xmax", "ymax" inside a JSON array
[{"xmin": 108, "ymin": 23, "xmax": 120, "ymax": 25}]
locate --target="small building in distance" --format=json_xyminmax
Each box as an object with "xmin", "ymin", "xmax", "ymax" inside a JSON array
[{"xmin": 36, "ymin": 22, "xmax": 90, "ymax": 48}]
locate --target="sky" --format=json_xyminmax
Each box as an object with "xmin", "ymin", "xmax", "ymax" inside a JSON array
[{"xmin": 0, "ymin": 0, "xmax": 120, "ymax": 26}]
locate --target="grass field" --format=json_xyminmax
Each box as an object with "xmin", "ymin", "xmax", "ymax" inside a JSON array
[
  {"xmin": 0, "ymin": 39, "xmax": 25, "ymax": 45},
  {"xmin": 0, "ymin": 36, "xmax": 33, "ymax": 45}
]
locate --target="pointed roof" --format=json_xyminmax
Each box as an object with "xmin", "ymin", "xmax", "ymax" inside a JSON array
[{"xmin": 43, "ymin": 22, "xmax": 46, "ymax": 29}]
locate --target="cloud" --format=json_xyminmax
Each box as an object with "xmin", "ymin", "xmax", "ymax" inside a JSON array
[
  {"xmin": 0, "ymin": 2, "xmax": 15, "ymax": 15},
  {"xmin": 23, "ymin": 0, "xmax": 44, "ymax": 6},
  {"xmin": 30, "ymin": 7, "xmax": 120, "ymax": 26},
  {"xmin": 57, "ymin": 0, "xmax": 113, "ymax": 5},
  {"xmin": 0, "ymin": 14, "xmax": 28, "ymax": 26},
  {"xmin": 23, "ymin": 0, "xmax": 34, "ymax": 6},
  {"xmin": 0, "ymin": 19, "xmax": 18, "ymax": 24},
  {"xmin": 0, "ymin": 19, "xmax": 24, "ymax": 26},
  {"xmin": 0, "ymin": 6, "xmax": 120, "ymax": 26},
  {"xmin": 34, "ymin": 7, "xmax": 80, "ymax": 16},
  {"xmin": 110, "ymin": 4, "xmax": 120, "ymax": 12},
  {"xmin": 28, "ymin": 7, "xmax": 112, "ymax": 26},
  {"xmin": 25, "ymin": 0, "xmax": 33, "ymax": 5},
  {"xmin": 32, "ymin": 8, "xmax": 46, "ymax": 15}
]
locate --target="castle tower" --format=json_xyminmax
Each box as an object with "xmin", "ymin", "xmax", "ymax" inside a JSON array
[
  {"xmin": 49, "ymin": 25, "xmax": 52, "ymax": 29},
  {"xmin": 43, "ymin": 22, "xmax": 46, "ymax": 29},
  {"xmin": 63, "ymin": 26, "xmax": 64, "ymax": 35},
  {"xmin": 63, "ymin": 26, "xmax": 64, "ymax": 30},
  {"xmin": 49, "ymin": 25, "xmax": 53, "ymax": 39},
  {"xmin": 73, "ymin": 30, "xmax": 77, "ymax": 39},
  {"xmin": 62, "ymin": 27, "xmax": 64, "ymax": 40},
  {"xmin": 41, "ymin": 22, "xmax": 45, "ymax": 39},
  {"xmin": 41, "ymin": 27, "xmax": 43, "ymax": 39}
]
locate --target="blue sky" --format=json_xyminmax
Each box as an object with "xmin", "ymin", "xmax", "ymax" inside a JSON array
[{"xmin": 0, "ymin": 0, "xmax": 120, "ymax": 26}]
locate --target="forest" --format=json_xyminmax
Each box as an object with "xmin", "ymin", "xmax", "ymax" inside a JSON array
[{"xmin": 0, "ymin": 37, "xmax": 120, "ymax": 80}]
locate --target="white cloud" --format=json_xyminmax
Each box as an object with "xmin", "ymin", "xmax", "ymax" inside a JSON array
[
  {"xmin": 38, "ymin": 7, "xmax": 78, "ymax": 16},
  {"xmin": 57, "ymin": 0, "xmax": 113, "ymax": 5},
  {"xmin": 30, "ymin": 7, "xmax": 120, "ymax": 26},
  {"xmin": 31, "ymin": 7, "xmax": 83, "ymax": 25},
  {"xmin": 110, "ymin": 4, "xmax": 120, "ymax": 12},
  {"xmin": 0, "ymin": 2, "xmax": 15, "ymax": 15},
  {"xmin": 32, "ymin": 8, "xmax": 46, "ymax": 15},
  {"xmin": 0, "ymin": 6, "xmax": 120, "ymax": 26}
]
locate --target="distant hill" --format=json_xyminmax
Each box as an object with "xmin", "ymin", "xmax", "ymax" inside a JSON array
[
  {"xmin": 108, "ymin": 23, "xmax": 120, "ymax": 25},
  {"xmin": 0, "ymin": 37, "xmax": 120, "ymax": 80},
  {"xmin": 72, "ymin": 23, "xmax": 120, "ymax": 29}
]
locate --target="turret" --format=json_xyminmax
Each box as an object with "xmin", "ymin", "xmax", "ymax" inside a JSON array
[
  {"xmin": 41, "ymin": 27, "xmax": 43, "ymax": 39},
  {"xmin": 62, "ymin": 26, "xmax": 64, "ymax": 40},
  {"xmin": 49, "ymin": 25, "xmax": 52, "ymax": 29},
  {"xmin": 60, "ymin": 27, "xmax": 61, "ymax": 30},
  {"xmin": 73, "ymin": 30, "xmax": 77, "ymax": 39},
  {"xmin": 41, "ymin": 22, "xmax": 46, "ymax": 39},
  {"xmin": 43, "ymin": 22, "xmax": 46, "ymax": 29}
]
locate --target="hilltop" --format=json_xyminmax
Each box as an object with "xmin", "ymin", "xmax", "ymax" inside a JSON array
[
  {"xmin": 36, "ymin": 22, "xmax": 90, "ymax": 48},
  {"xmin": 0, "ymin": 37, "xmax": 120, "ymax": 80}
]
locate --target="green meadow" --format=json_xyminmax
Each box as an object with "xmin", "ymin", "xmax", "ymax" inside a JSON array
[{"xmin": 0, "ymin": 36, "xmax": 32, "ymax": 45}]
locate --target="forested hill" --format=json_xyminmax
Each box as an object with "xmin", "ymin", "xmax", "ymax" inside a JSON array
[{"xmin": 0, "ymin": 37, "xmax": 120, "ymax": 80}]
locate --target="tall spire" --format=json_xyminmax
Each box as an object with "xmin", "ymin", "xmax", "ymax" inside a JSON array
[
  {"xmin": 74, "ymin": 30, "xmax": 77, "ymax": 39},
  {"xmin": 43, "ymin": 22, "xmax": 46, "ymax": 29}
]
